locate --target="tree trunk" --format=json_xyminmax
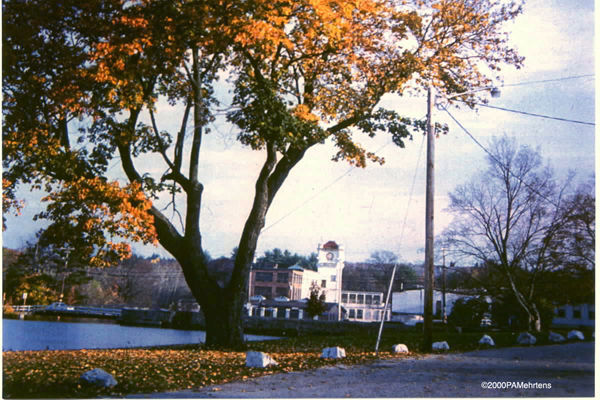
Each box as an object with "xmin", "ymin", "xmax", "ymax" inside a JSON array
[
  {"xmin": 531, "ymin": 303, "xmax": 542, "ymax": 332},
  {"xmin": 174, "ymin": 250, "xmax": 249, "ymax": 349},
  {"xmin": 202, "ymin": 290, "xmax": 246, "ymax": 349}
]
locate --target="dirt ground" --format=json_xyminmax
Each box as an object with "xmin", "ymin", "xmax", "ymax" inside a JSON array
[{"xmin": 127, "ymin": 341, "xmax": 594, "ymax": 398}]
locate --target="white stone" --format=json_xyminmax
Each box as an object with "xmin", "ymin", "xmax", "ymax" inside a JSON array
[
  {"xmin": 79, "ymin": 368, "xmax": 118, "ymax": 388},
  {"xmin": 567, "ymin": 330, "xmax": 585, "ymax": 341},
  {"xmin": 517, "ymin": 332, "xmax": 536, "ymax": 345},
  {"xmin": 321, "ymin": 347, "xmax": 346, "ymax": 359},
  {"xmin": 479, "ymin": 335, "xmax": 495, "ymax": 346},
  {"xmin": 245, "ymin": 351, "xmax": 278, "ymax": 368},
  {"xmin": 548, "ymin": 332, "xmax": 566, "ymax": 343},
  {"xmin": 391, "ymin": 344, "xmax": 409, "ymax": 353},
  {"xmin": 432, "ymin": 341, "xmax": 450, "ymax": 351}
]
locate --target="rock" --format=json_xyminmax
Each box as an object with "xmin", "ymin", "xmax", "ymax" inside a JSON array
[
  {"xmin": 391, "ymin": 344, "xmax": 409, "ymax": 353},
  {"xmin": 246, "ymin": 351, "xmax": 278, "ymax": 368},
  {"xmin": 567, "ymin": 330, "xmax": 585, "ymax": 341},
  {"xmin": 548, "ymin": 332, "xmax": 566, "ymax": 343},
  {"xmin": 432, "ymin": 341, "xmax": 450, "ymax": 351},
  {"xmin": 479, "ymin": 335, "xmax": 495, "ymax": 346},
  {"xmin": 79, "ymin": 368, "xmax": 118, "ymax": 388},
  {"xmin": 517, "ymin": 332, "xmax": 536, "ymax": 345},
  {"xmin": 321, "ymin": 347, "xmax": 346, "ymax": 359}
]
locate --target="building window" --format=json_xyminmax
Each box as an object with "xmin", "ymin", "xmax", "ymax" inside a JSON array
[
  {"xmin": 256, "ymin": 272, "xmax": 273, "ymax": 282},
  {"xmin": 373, "ymin": 295, "xmax": 380, "ymax": 304},
  {"xmin": 254, "ymin": 286, "xmax": 272, "ymax": 299},
  {"xmin": 357, "ymin": 294, "xmax": 364, "ymax": 304},
  {"xmin": 275, "ymin": 287, "xmax": 288, "ymax": 297},
  {"xmin": 357, "ymin": 310, "xmax": 363, "ymax": 319},
  {"xmin": 349, "ymin": 309, "xmax": 355, "ymax": 318},
  {"xmin": 341, "ymin": 293, "xmax": 348, "ymax": 303},
  {"xmin": 365, "ymin": 310, "xmax": 371, "ymax": 320},
  {"xmin": 573, "ymin": 307, "xmax": 581, "ymax": 319},
  {"xmin": 331, "ymin": 275, "xmax": 337, "ymax": 282},
  {"xmin": 277, "ymin": 273, "xmax": 289, "ymax": 283},
  {"xmin": 365, "ymin": 295, "xmax": 372, "ymax": 305},
  {"xmin": 589, "ymin": 310, "xmax": 595, "ymax": 320},
  {"xmin": 349, "ymin": 294, "xmax": 356, "ymax": 303},
  {"xmin": 556, "ymin": 308, "xmax": 566, "ymax": 318},
  {"xmin": 321, "ymin": 280, "xmax": 327, "ymax": 288}
]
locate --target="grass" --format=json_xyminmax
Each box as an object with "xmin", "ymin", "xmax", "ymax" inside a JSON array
[{"xmin": 2, "ymin": 329, "xmax": 592, "ymax": 398}]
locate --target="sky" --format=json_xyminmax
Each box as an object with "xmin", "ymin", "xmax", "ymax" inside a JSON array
[{"xmin": 2, "ymin": 0, "xmax": 595, "ymax": 265}]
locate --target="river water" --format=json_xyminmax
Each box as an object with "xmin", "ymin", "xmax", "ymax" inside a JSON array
[{"xmin": 2, "ymin": 318, "xmax": 279, "ymax": 351}]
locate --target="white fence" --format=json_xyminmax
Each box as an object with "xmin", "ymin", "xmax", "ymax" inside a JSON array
[{"xmin": 10, "ymin": 305, "xmax": 122, "ymax": 317}]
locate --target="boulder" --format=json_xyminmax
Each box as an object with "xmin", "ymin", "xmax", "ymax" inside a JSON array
[
  {"xmin": 479, "ymin": 335, "xmax": 495, "ymax": 346},
  {"xmin": 79, "ymin": 368, "xmax": 118, "ymax": 388},
  {"xmin": 567, "ymin": 330, "xmax": 585, "ymax": 341},
  {"xmin": 246, "ymin": 351, "xmax": 278, "ymax": 368},
  {"xmin": 517, "ymin": 332, "xmax": 536, "ymax": 345},
  {"xmin": 321, "ymin": 347, "xmax": 346, "ymax": 359},
  {"xmin": 391, "ymin": 344, "xmax": 409, "ymax": 354},
  {"xmin": 432, "ymin": 341, "xmax": 450, "ymax": 351},
  {"xmin": 548, "ymin": 332, "xmax": 566, "ymax": 343}
]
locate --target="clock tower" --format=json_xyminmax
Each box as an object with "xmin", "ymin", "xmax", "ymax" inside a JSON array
[{"xmin": 313, "ymin": 241, "xmax": 345, "ymax": 307}]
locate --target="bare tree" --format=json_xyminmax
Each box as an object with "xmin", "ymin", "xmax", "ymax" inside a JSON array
[
  {"xmin": 442, "ymin": 137, "xmax": 574, "ymax": 332},
  {"xmin": 367, "ymin": 251, "xmax": 399, "ymax": 266}
]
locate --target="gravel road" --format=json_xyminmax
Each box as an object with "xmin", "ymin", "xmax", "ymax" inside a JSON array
[{"xmin": 128, "ymin": 341, "xmax": 594, "ymax": 398}]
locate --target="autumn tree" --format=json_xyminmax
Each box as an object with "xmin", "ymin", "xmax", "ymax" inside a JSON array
[
  {"xmin": 441, "ymin": 137, "xmax": 588, "ymax": 331},
  {"xmin": 3, "ymin": 0, "xmax": 523, "ymax": 347}
]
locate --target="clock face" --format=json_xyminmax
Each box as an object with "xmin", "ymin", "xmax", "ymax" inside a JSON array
[{"xmin": 326, "ymin": 252, "xmax": 334, "ymax": 261}]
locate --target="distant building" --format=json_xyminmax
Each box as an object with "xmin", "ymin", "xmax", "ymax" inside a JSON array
[
  {"xmin": 248, "ymin": 265, "xmax": 304, "ymax": 300},
  {"xmin": 391, "ymin": 289, "xmax": 482, "ymax": 322},
  {"xmin": 552, "ymin": 304, "xmax": 595, "ymax": 328},
  {"xmin": 341, "ymin": 290, "xmax": 391, "ymax": 322},
  {"xmin": 302, "ymin": 241, "xmax": 345, "ymax": 302}
]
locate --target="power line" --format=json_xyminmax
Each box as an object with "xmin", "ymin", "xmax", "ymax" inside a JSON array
[
  {"xmin": 397, "ymin": 133, "xmax": 426, "ymax": 252},
  {"xmin": 455, "ymin": 100, "xmax": 595, "ymax": 126},
  {"xmin": 261, "ymin": 139, "xmax": 396, "ymax": 234},
  {"xmin": 441, "ymin": 106, "xmax": 561, "ymax": 208},
  {"xmin": 503, "ymin": 74, "xmax": 594, "ymax": 87}
]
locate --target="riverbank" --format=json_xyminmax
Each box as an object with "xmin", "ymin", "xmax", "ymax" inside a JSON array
[{"xmin": 2, "ymin": 330, "xmax": 593, "ymax": 398}]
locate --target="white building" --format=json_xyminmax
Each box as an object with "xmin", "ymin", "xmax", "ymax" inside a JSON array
[
  {"xmin": 391, "ymin": 289, "xmax": 479, "ymax": 321},
  {"xmin": 553, "ymin": 304, "xmax": 595, "ymax": 328},
  {"xmin": 341, "ymin": 290, "xmax": 391, "ymax": 322},
  {"xmin": 302, "ymin": 241, "xmax": 345, "ymax": 303}
]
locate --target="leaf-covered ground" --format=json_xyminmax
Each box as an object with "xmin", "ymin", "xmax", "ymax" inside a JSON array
[{"xmin": 2, "ymin": 330, "xmax": 586, "ymax": 398}]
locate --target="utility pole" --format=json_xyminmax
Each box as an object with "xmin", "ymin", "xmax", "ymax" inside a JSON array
[
  {"xmin": 375, "ymin": 264, "xmax": 397, "ymax": 356},
  {"xmin": 423, "ymin": 86, "xmax": 435, "ymax": 352},
  {"xmin": 442, "ymin": 247, "xmax": 446, "ymax": 323},
  {"xmin": 421, "ymin": 85, "xmax": 500, "ymax": 350}
]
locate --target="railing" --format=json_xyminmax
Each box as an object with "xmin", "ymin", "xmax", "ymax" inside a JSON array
[
  {"xmin": 11, "ymin": 305, "xmax": 47, "ymax": 313},
  {"xmin": 9, "ymin": 305, "xmax": 122, "ymax": 316}
]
